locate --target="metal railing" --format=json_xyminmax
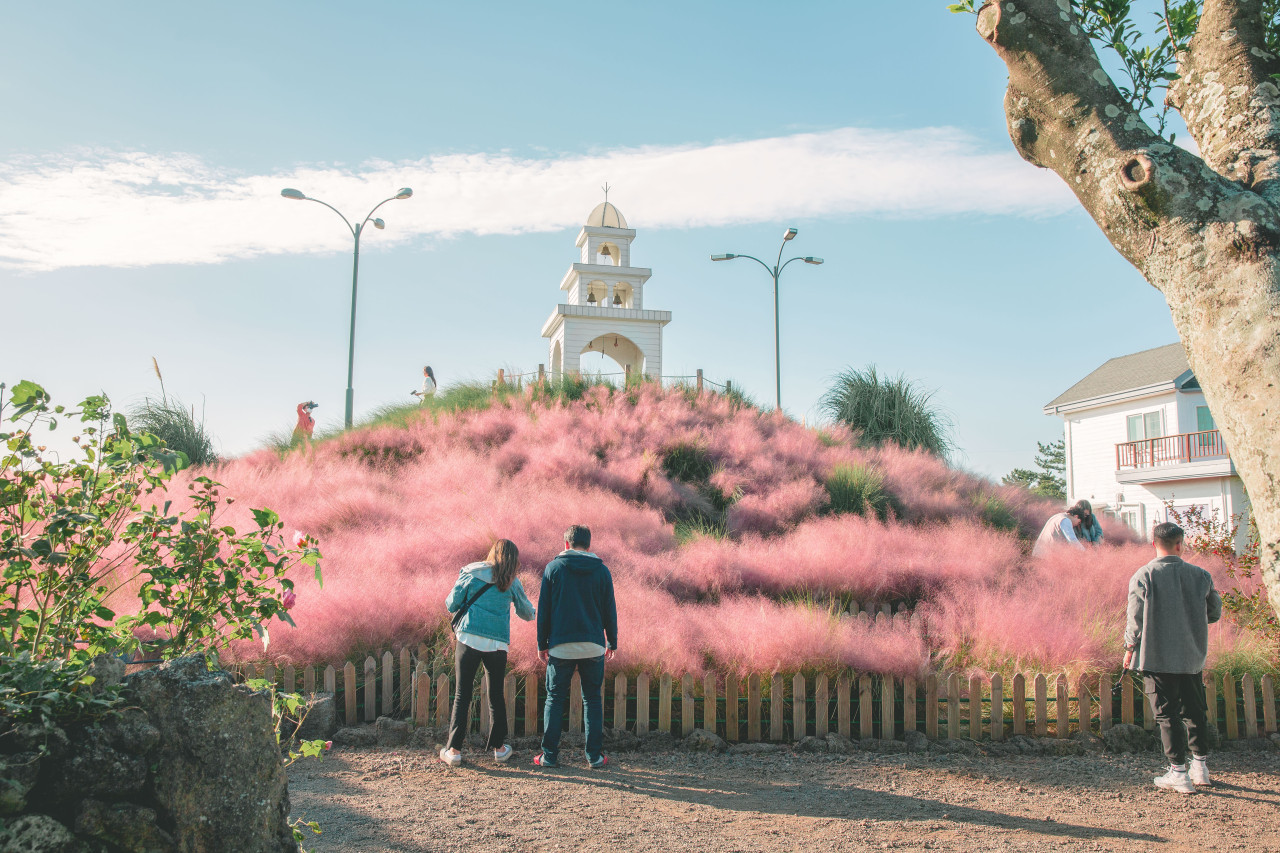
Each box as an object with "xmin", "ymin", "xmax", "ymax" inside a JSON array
[{"xmin": 1115, "ymin": 429, "xmax": 1228, "ymax": 470}]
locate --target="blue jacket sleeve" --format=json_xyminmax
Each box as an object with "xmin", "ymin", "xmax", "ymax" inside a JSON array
[
  {"xmin": 536, "ymin": 566, "xmax": 553, "ymax": 650},
  {"xmin": 602, "ymin": 568, "xmax": 618, "ymax": 650},
  {"xmin": 512, "ymin": 578, "xmax": 536, "ymax": 622},
  {"xmin": 445, "ymin": 572, "xmax": 469, "ymax": 613}
]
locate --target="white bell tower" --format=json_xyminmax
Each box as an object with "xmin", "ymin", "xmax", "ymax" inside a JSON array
[{"xmin": 541, "ymin": 194, "xmax": 672, "ymax": 380}]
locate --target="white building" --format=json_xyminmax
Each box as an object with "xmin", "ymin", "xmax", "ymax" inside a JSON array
[
  {"xmin": 1043, "ymin": 342, "xmax": 1250, "ymax": 544},
  {"xmin": 541, "ymin": 200, "xmax": 672, "ymax": 379}
]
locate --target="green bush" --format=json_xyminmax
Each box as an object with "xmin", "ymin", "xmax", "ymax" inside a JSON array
[
  {"xmin": 820, "ymin": 365, "xmax": 954, "ymax": 458},
  {"xmin": 662, "ymin": 441, "xmax": 715, "ymax": 483},
  {"xmin": 824, "ymin": 463, "xmax": 899, "ymax": 521},
  {"xmin": 129, "ymin": 397, "xmax": 218, "ymax": 466},
  {"xmin": 972, "ymin": 493, "xmax": 1020, "ymax": 533}
]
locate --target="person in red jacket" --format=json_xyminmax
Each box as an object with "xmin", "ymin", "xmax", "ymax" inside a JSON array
[{"xmin": 291, "ymin": 401, "xmax": 318, "ymax": 447}]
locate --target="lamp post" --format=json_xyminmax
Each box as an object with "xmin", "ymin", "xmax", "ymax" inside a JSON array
[
  {"xmin": 281, "ymin": 186, "xmax": 413, "ymax": 429},
  {"xmin": 711, "ymin": 227, "xmax": 823, "ymax": 410}
]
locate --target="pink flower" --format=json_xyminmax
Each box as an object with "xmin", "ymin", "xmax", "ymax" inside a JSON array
[
  {"xmin": 323, "ymin": 740, "xmax": 333, "ymax": 750},
  {"xmin": 292, "ymin": 530, "xmax": 308, "ymax": 549},
  {"xmin": 281, "ymin": 589, "xmax": 297, "ymax": 610}
]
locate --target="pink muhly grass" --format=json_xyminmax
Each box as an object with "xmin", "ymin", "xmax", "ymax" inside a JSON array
[{"xmin": 726, "ymin": 479, "xmax": 826, "ymax": 536}]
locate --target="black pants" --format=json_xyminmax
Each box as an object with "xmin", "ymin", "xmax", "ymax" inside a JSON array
[
  {"xmin": 1143, "ymin": 672, "xmax": 1210, "ymax": 766},
  {"xmin": 446, "ymin": 642, "xmax": 508, "ymax": 751}
]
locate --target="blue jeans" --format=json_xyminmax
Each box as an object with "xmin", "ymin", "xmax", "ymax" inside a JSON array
[{"xmin": 541, "ymin": 655, "xmax": 605, "ymax": 763}]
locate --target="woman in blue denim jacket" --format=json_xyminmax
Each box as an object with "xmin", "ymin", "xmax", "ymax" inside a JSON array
[{"xmin": 440, "ymin": 539, "xmax": 535, "ymax": 765}]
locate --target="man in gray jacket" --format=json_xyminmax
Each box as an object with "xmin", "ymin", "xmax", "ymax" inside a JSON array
[{"xmin": 1123, "ymin": 521, "xmax": 1222, "ymax": 793}]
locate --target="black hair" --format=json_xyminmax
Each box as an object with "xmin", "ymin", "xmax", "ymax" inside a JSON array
[{"xmin": 1153, "ymin": 522, "xmax": 1184, "ymax": 549}]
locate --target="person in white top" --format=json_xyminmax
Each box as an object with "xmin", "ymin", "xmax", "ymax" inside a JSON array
[
  {"xmin": 412, "ymin": 366, "xmax": 437, "ymax": 403},
  {"xmin": 1032, "ymin": 505, "xmax": 1088, "ymax": 556}
]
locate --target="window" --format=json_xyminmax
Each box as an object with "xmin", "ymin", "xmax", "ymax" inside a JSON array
[
  {"xmin": 1196, "ymin": 405, "xmax": 1215, "ymax": 431},
  {"xmin": 1126, "ymin": 410, "xmax": 1164, "ymax": 441},
  {"xmin": 1119, "ymin": 504, "xmax": 1145, "ymax": 537}
]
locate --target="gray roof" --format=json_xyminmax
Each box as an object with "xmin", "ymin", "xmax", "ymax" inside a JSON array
[{"xmin": 1044, "ymin": 343, "xmax": 1191, "ymax": 410}]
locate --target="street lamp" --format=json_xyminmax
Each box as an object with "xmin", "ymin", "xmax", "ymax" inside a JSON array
[
  {"xmin": 281, "ymin": 186, "xmax": 413, "ymax": 429},
  {"xmin": 711, "ymin": 227, "xmax": 823, "ymax": 410}
]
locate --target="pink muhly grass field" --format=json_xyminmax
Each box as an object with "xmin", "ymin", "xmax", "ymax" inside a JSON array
[{"xmin": 126, "ymin": 385, "xmax": 1265, "ymax": 678}]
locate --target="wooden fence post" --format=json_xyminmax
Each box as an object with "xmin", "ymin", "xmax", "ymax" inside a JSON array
[
  {"xmin": 969, "ymin": 675, "xmax": 983, "ymax": 742},
  {"xmin": 636, "ymin": 674, "xmax": 650, "ymax": 734},
  {"xmin": 1077, "ymin": 677, "xmax": 1092, "ymax": 737},
  {"xmin": 770, "ymin": 673, "xmax": 785, "ymax": 742},
  {"xmin": 792, "ymin": 673, "xmax": 806, "ymax": 740},
  {"xmin": 815, "ymin": 674, "xmax": 829, "ymax": 737},
  {"xmin": 436, "ymin": 673, "xmax": 450, "ymax": 728},
  {"xmin": 1055, "ymin": 674, "xmax": 1069, "ymax": 738},
  {"xmin": 1121, "ymin": 673, "xmax": 1135, "ymax": 726},
  {"xmin": 364, "ymin": 657, "xmax": 378, "ymax": 723},
  {"xmin": 400, "ymin": 649, "xmax": 412, "ymax": 714},
  {"xmin": 839, "ymin": 673, "xmax": 854, "ymax": 739},
  {"xmin": 903, "ymin": 676, "xmax": 917, "ymax": 735},
  {"xmin": 324, "ymin": 665, "xmax": 336, "ymax": 696},
  {"xmin": 1099, "ymin": 673, "xmax": 1112, "ymax": 733},
  {"xmin": 725, "ymin": 676, "xmax": 739, "ymax": 742},
  {"xmin": 925, "ymin": 674, "xmax": 938, "ymax": 739},
  {"xmin": 569, "ymin": 674, "xmax": 583, "ymax": 734},
  {"xmin": 880, "ymin": 675, "xmax": 895, "ymax": 739},
  {"xmin": 382, "ymin": 651, "xmax": 394, "ymax": 717},
  {"xmin": 504, "ymin": 673, "xmax": 517, "ymax": 732},
  {"xmin": 1012, "ymin": 673, "xmax": 1026, "ymax": 736},
  {"xmin": 990, "ymin": 673, "xmax": 1003, "ymax": 742},
  {"xmin": 660, "ymin": 674, "xmax": 674, "ymax": 736},
  {"xmin": 696, "ymin": 369, "xmax": 704, "ymax": 393},
  {"xmin": 283, "ymin": 665, "xmax": 296, "ymax": 694},
  {"xmin": 304, "ymin": 665, "xmax": 317, "ymax": 695},
  {"xmin": 858, "ymin": 674, "xmax": 873, "ymax": 740},
  {"xmin": 702, "ymin": 674, "xmax": 717, "ymax": 735},
  {"xmin": 344, "ymin": 662, "xmax": 357, "ymax": 725},
  {"xmin": 747, "ymin": 675, "xmax": 762, "ymax": 742},
  {"xmin": 265, "ymin": 663, "xmax": 277, "ymax": 686},
  {"xmin": 947, "ymin": 673, "xmax": 960, "ymax": 740},
  {"xmin": 1204, "ymin": 673, "xmax": 1217, "ymax": 734},
  {"xmin": 414, "ymin": 665, "xmax": 430, "ymax": 725},
  {"xmin": 525, "ymin": 674, "xmax": 540, "ymax": 736},
  {"xmin": 1263, "ymin": 674, "xmax": 1277, "ymax": 734},
  {"xmin": 480, "ymin": 675, "xmax": 491, "ymax": 734},
  {"xmin": 614, "ymin": 674, "xmax": 628, "ymax": 733},
  {"xmin": 1224, "ymin": 673, "xmax": 1239, "ymax": 740},
  {"xmin": 538, "ymin": 364, "xmax": 546, "ymax": 382},
  {"xmin": 682, "ymin": 674, "xmax": 697, "ymax": 736},
  {"xmin": 1242, "ymin": 673, "xmax": 1258, "ymax": 739},
  {"xmin": 1032, "ymin": 674, "xmax": 1047, "ymax": 736}
]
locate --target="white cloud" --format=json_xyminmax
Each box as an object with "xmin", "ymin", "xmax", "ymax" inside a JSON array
[{"xmin": 0, "ymin": 128, "xmax": 1075, "ymax": 272}]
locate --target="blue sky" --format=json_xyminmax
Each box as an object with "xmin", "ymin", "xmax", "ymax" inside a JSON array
[{"xmin": 0, "ymin": 1, "xmax": 1176, "ymax": 477}]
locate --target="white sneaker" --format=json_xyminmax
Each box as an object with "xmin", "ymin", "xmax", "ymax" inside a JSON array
[
  {"xmin": 438, "ymin": 747, "xmax": 462, "ymax": 767},
  {"xmin": 1189, "ymin": 755, "xmax": 1211, "ymax": 787},
  {"xmin": 1154, "ymin": 766, "xmax": 1196, "ymax": 794},
  {"xmin": 493, "ymin": 744, "xmax": 512, "ymax": 763}
]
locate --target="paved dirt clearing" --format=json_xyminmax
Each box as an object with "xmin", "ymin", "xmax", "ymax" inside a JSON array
[{"xmin": 288, "ymin": 746, "xmax": 1280, "ymax": 852}]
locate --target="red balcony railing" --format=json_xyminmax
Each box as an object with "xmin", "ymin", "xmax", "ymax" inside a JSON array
[{"xmin": 1116, "ymin": 430, "xmax": 1228, "ymax": 470}]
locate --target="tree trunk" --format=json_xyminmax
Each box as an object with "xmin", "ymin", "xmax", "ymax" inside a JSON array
[{"xmin": 972, "ymin": 0, "xmax": 1280, "ymax": 617}]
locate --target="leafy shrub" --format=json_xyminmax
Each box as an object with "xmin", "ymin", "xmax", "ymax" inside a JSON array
[
  {"xmin": 0, "ymin": 654, "xmax": 121, "ymax": 750},
  {"xmin": 662, "ymin": 441, "xmax": 715, "ymax": 483},
  {"xmin": 971, "ymin": 493, "xmax": 1020, "ymax": 533},
  {"xmin": 129, "ymin": 397, "xmax": 218, "ymax": 466},
  {"xmin": 820, "ymin": 365, "xmax": 954, "ymax": 458},
  {"xmin": 824, "ymin": 463, "xmax": 899, "ymax": 521}
]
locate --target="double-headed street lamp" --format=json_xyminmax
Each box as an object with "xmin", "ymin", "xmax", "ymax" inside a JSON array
[
  {"xmin": 281, "ymin": 186, "xmax": 413, "ymax": 429},
  {"xmin": 711, "ymin": 227, "xmax": 823, "ymax": 410}
]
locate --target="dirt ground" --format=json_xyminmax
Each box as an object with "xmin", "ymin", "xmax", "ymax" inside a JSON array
[{"xmin": 287, "ymin": 741, "xmax": 1280, "ymax": 853}]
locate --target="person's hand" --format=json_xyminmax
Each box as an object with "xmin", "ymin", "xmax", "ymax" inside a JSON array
[
  {"xmin": 605, "ymin": 648, "xmax": 616, "ymax": 662},
  {"xmin": 1122, "ymin": 648, "xmax": 1134, "ymax": 671},
  {"xmin": 539, "ymin": 649, "xmax": 549, "ymax": 664}
]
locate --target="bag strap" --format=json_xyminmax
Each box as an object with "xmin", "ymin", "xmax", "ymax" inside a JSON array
[{"xmin": 451, "ymin": 581, "xmax": 495, "ymax": 631}]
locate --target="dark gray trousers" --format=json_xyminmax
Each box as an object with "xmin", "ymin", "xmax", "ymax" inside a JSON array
[{"xmin": 1143, "ymin": 672, "xmax": 1210, "ymax": 766}]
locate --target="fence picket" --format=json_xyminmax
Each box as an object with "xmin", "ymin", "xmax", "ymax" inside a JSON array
[
  {"xmin": 525, "ymin": 674, "xmax": 539, "ymax": 737},
  {"xmin": 1012, "ymin": 673, "xmax": 1026, "ymax": 736},
  {"xmin": 881, "ymin": 675, "xmax": 895, "ymax": 740},
  {"xmin": 569, "ymin": 673, "xmax": 583, "ymax": 734},
  {"xmin": 683, "ymin": 674, "xmax": 697, "ymax": 736},
  {"xmin": 702, "ymin": 674, "xmax": 717, "ymax": 735},
  {"xmin": 614, "ymin": 674, "xmax": 628, "ymax": 733},
  {"xmin": 1242, "ymin": 674, "xmax": 1258, "ymax": 739},
  {"xmin": 838, "ymin": 673, "xmax": 853, "ymax": 738},
  {"xmin": 792, "ymin": 674, "xmax": 806, "ymax": 740},
  {"xmin": 746, "ymin": 675, "xmax": 761, "ymax": 742},
  {"xmin": 364, "ymin": 657, "xmax": 377, "ymax": 723},
  {"xmin": 1143, "ymin": 678, "xmax": 1157, "ymax": 731},
  {"xmin": 925, "ymin": 674, "xmax": 938, "ymax": 739},
  {"xmin": 265, "ymin": 663, "xmax": 277, "ymax": 685},
  {"xmin": 660, "ymin": 674, "xmax": 673, "ymax": 735},
  {"xmin": 725, "ymin": 676, "xmax": 740, "ymax": 742},
  {"xmin": 436, "ymin": 673, "xmax": 450, "ymax": 728},
  {"xmin": 1034, "ymin": 674, "xmax": 1048, "ymax": 737},
  {"xmin": 947, "ymin": 673, "xmax": 960, "ymax": 740},
  {"xmin": 770, "ymin": 673, "xmax": 784, "ymax": 742},
  {"xmin": 1055, "ymin": 674, "xmax": 1069, "ymax": 738},
  {"xmin": 969, "ymin": 675, "xmax": 983, "ymax": 741},
  {"xmin": 344, "ymin": 663, "xmax": 357, "ymax": 724},
  {"xmin": 903, "ymin": 676, "xmax": 916, "ymax": 735},
  {"xmin": 284, "ymin": 665, "xmax": 296, "ymax": 694},
  {"xmin": 857, "ymin": 674, "xmax": 871, "ymax": 740},
  {"xmin": 1205, "ymin": 674, "xmax": 1217, "ymax": 733},
  {"xmin": 304, "ymin": 665, "xmax": 317, "ymax": 695},
  {"xmin": 1121, "ymin": 674, "xmax": 1134, "ymax": 726},
  {"xmin": 815, "ymin": 674, "xmax": 829, "ymax": 738},
  {"xmin": 1099, "ymin": 673, "xmax": 1112, "ymax": 732},
  {"xmin": 1224, "ymin": 674, "xmax": 1239, "ymax": 740},
  {"xmin": 324, "ymin": 665, "xmax": 336, "ymax": 696},
  {"xmin": 400, "ymin": 649, "xmax": 413, "ymax": 713},
  {"xmin": 382, "ymin": 651, "xmax": 394, "ymax": 718},
  {"xmin": 990, "ymin": 673, "xmax": 1003, "ymax": 742},
  {"xmin": 414, "ymin": 666, "xmax": 430, "ymax": 725},
  {"xmin": 636, "ymin": 674, "xmax": 650, "ymax": 734},
  {"xmin": 1263, "ymin": 674, "xmax": 1277, "ymax": 734},
  {"xmin": 505, "ymin": 673, "xmax": 516, "ymax": 733},
  {"xmin": 1077, "ymin": 678, "xmax": 1092, "ymax": 737}
]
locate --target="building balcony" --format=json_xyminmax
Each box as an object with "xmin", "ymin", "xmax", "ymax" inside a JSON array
[{"xmin": 1115, "ymin": 430, "xmax": 1235, "ymax": 484}]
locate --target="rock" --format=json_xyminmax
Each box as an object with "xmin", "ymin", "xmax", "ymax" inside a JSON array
[
  {"xmin": 1102, "ymin": 723, "xmax": 1153, "ymax": 754},
  {"xmin": 332, "ymin": 726, "xmax": 377, "ymax": 748},
  {"xmin": 1009, "ymin": 734, "xmax": 1044, "ymax": 755},
  {"xmin": 0, "ymin": 813, "xmax": 88, "ymax": 852},
  {"xmin": 682, "ymin": 728, "xmax": 727, "ymax": 753},
  {"xmin": 873, "ymin": 738, "xmax": 908, "ymax": 754},
  {"xmin": 124, "ymin": 654, "xmax": 296, "ymax": 853},
  {"xmin": 1271, "ymin": 732, "xmax": 1280, "ymax": 748},
  {"xmin": 825, "ymin": 732, "xmax": 856, "ymax": 754},
  {"xmin": 0, "ymin": 752, "xmax": 40, "ymax": 815},
  {"xmin": 603, "ymin": 728, "xmax": 641, "ymax": 752},
  {"xmin": 375, "ymin": 716, "xmax": 411, "ymax": 747},
  {"xmin": 50, "ymin": 723, "xmax": 149, "ymax": 803},
  {"xmin": 101, "ymin": 708, "xmax": 161, "ymax": 756},
  {"xmin": 1071, "ymin": 731, "xmax": 1105, "ymax": 752},
  {"xmin": 796, "ymin": 735, "xmax": 829, "ymax": 753},
  {"xmin": 409, "ymin": 727, "xmax": 436, "ymax": 749},
  {"xmin": 295, "ymin": 693, "xmax": 337, "ymax": 741},
  {"xmin": 75, "ymin": 799, "xmax": 175, "ymax": 853},
  {"xmin": 930, "ymin": 738, "xmax": 973, "ymax": 754},
  {"xmin": 985, "ymin": 741, "xmax": 1020, "ymax": 756},
  {"xmin": 86, "ymin": 654, "xmax": 126, "ymax": 696},
  {"xmin": 903, "ymin": 730, "xmax": 929, "ymax": 753},
  {"xmin": 4, "ymin": 722, "xmax": 70, "ymax": 758},
  {"xmin": 639, "ymin": 730, "xmax": 677, "ymax": 752},
  {"xmin": 727, "ymin": 742, "xmax": 783, "ymax": 755},
  {"xmin": 1040, "ymin": 737, "xmax": 1085, "ymax": 756}
]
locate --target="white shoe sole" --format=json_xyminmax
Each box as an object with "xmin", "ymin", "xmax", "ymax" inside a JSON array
[{"xmin": 1154, "ymin": 779, "xmax": 1196, "ymax": 794}]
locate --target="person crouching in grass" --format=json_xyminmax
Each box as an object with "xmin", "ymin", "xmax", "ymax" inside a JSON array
[{"xmin": 440, "ymin": 539, "xmax": 535, "ymax": 766}]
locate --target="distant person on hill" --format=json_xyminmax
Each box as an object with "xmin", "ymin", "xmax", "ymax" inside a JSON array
[
  {"xmin": 1031, "ymin": 505, "xmax": 1088, "ymax": 556},
  {"xmin": 1124, "ymin": 522, "xmax": 1221, "ymax": 793},
  {"xmin": 290, "ymin": 401, "xmax": 318, "ymax": 447},
  {"xmin": 1073, "ymin": 499, "xmax": 1104, "ymax": 544},
  {"xmin": 411, "ymin": 366, "xmax": 437, "ymax": 403},
  {"xmin": 534, "ymin": 524, "xmax": 617, "ymax": 770},
  {"xmin": 440, "ymin": 539, "xmax": 536, "ymax": 766}
]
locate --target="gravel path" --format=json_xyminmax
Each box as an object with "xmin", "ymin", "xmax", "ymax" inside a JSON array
[{"xmin": 287, "ymin": 744, "xmax": 1280, "ymax": 852}]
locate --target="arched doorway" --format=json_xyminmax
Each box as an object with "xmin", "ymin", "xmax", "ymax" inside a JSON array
[{"xmin": 580, "ymin": 333, "xmax": 643, "ymax": 380}]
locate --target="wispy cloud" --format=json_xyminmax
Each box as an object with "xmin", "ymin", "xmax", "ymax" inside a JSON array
[{"xmin": 0, "ymin": 127, "xmax": 1073, "ymax": 272}]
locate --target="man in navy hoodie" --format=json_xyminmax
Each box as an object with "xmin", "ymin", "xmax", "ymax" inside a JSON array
[{"xmin": 535, "ymin": 524, "xmax": 618, "ymax": 769}]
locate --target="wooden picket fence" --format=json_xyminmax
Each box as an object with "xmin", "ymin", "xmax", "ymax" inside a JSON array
[{"xmin": 231, "ymin": 648, "xmax": 1280, "ymax": 745}]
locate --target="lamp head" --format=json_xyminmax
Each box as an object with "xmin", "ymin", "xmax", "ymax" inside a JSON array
[
  {"xmin": 395, "ymin": 188, "xmax": 413, "ymax": 200},
  {"xmin": 280, "ymin": 188, "xmax": 306, "ymax": 200},
  {"xmin": 803, "ymin": 256, "xmax": 824, "ymax": 265},
  {"xmin": 710, "ymin": 253, "xmax": 737, "ymax": 261},
  {"xmin": 373, "ymin": 218, "xmax": 386, "ymax": 230},
  {"xmin": 783, "ymin": 227, "xmax": 798, "ymax": 242}
]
